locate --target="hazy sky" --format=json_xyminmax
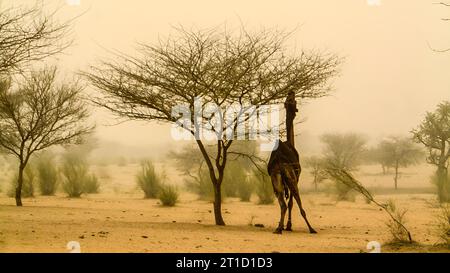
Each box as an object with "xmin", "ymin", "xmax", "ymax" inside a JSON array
[{"xmin": 3, "ymin": 0, "xmax": 450, "ymax": 154}]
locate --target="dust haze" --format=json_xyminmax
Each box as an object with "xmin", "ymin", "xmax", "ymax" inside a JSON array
[
  {"xmin": 1, "ymin": 0, "xmax": 449, "ymax": 254},
  {"xmin": 4, "ymin": 0, "xmax": 449, "ymax": 155}
]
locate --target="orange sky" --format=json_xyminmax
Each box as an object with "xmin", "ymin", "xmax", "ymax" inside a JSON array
[{"xmin": 3, "ymin": 0, "xmax": 450, "ymax": 154}]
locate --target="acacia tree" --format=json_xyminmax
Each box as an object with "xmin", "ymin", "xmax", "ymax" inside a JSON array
[
  {"xmin": 366, "ymin": 146, "xmax": 392, "ymax": 174},
  {"xmin": 412, "ymin": 101, "xmax": 450, "ymax": 203},
  {"xmin": 0, "ymin": 67, "xmax": 93, "ymax": 206},
  {"xmin": 0, "ymin": 4, "xmax": 71, "ymax": 74},
  {"xmin": 376, "ymin": 137, "xmax": 423, "ymax": 190},
  {"xmin": 320, "ymin": 133, "xmax": 368, "ymax": 171},
  {"xmin": 84, "ymin": 27, "xmax": 341, "ymax": 225}
]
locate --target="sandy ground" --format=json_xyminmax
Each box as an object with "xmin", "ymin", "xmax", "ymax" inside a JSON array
[{"xmin": 0, "ymin": 163, "xmax": 448, "ymax": 253}]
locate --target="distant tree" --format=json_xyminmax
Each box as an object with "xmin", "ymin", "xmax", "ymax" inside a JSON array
[
  {"xmin": 320, "ymin": 133, "xmax": 367, "ymax": 201},
  {"xmin": 375, "ymin": 137, "xmax": 424, "ymax": 190},
  {"xmin": 85, "ymin": 27, "xmax": 341, "ymax": 225},
  {"xmin": 304, "ymin": 156, "xmax": 327, "ymax": 191},
  {"xmin": 0, "ymin": 68, "xmax": 93, "ymax": 206},
  {"xmin": 320, "ymin": 133, "xmax": 368, "ymax": 171},
  {"xmin": 412, "ymin": 101, "xmax": 450, "ymax": 202},
  {"xmin": 0, "ymin": 4, "xmax": 71, "ymax": 74},
  {"xmin": 365, "ymin": 146, "xmax": 392, "ymax": 174}
]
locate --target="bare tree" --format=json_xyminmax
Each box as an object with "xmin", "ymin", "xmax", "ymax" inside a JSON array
[
  {"xmin": 0, "ymin": 3, "xmax": 71, "ymax": 74},
  {"xmin": 365, "ymin": 146, "xmax": 392, "ymax": 174},
  {"xmin": 0, "ymin": 67, "xmax": 93, "ymax": 206},
  {"xmin": 375, "ymin": 136, "xmax": 424, "ymax": 190},
  {"xmin": 412, "ymin": 101, "xmax": 450, "ymax": 203},
  {"xmin": 84, "ymin": 27, "xmax": 341, "ymax": 225}
]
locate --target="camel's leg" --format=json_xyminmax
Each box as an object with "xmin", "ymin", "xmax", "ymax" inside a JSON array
[
  {"xmin": 271, "ymin": 172, "xmax": 286, "ymax": 234},
  {"xmin": 286, "ymin": 194, "xmax": 294, "ymax": 231},
  {"xmin": 274, "ymin": 192, "xmax": 287, "ymax": 234},
  {"xmin": 285, "ymin": 168, "xmax": 317, "ymax": 234}
]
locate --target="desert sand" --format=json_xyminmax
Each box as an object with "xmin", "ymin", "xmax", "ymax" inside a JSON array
[{"xmin": 0, "ymin": 163, "xmax": 448, "ymax": 253}]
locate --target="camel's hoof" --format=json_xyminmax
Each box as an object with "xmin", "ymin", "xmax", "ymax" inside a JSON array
[
  {"xmin": 273, "ymin": 228, "xmax": 283, "ymax": 235},
  {"xmin": 309, "ymin": 228, "xmax": 318, "ymax": 234},
  {"xmin": 285, "ymin": 226, "xmax": 293, "ymax": 232}
]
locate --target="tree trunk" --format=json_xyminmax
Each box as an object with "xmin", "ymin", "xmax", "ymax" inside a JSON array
[
  {"xmin": 213, "ymin": 182, "xmax": 225, "ymax": 226},
  {"xmin": 15, "ymin": 163, "xmax": 25, "ymax": 207},
  {"xmin": 194, "ymin": 140, "xmax": 227, "ymax": 226},
  {"xmin": 436, "ymin": 166, "xmax": 449, "ymax": 203},
  {"xmin": 394, "ymin": 162, "xmax": 399, "ymax": 190},
  {"xmin": 314, "ymin": 174, "xmax": 318, "ymax": 191}
]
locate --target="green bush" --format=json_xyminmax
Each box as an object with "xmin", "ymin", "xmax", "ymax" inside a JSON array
[
  {"xmin": 333, "ymin": 181, "xmax": 356, "ymax": 202},
  {"xmin": 237, "ymin": 177, "xmax": 253, "ymax": 202},
  {"xmin": 252, "ymin": 169, "xmax": 274, "ymax": 205},
  {"xmin": 8, "ymin": 165, "xmax": 36, "ymax": 198},
  {"xmin": 185, "ymin": 167, "xmax": 214, "ymax": 201},
  {"xmin": 436, "ymin": 204, "xmax": 450, "ymax": 248},
  {"xmin": 60, "ymin": 152, "xmax": 91, "ymax": 197},
  {"xmin": 36, "ymin": 152, "xmax": 59, "ymax": 196},
  {"xmin": 222, "ymin": 162, "xmax": 247, "ymax": 198},
  {"xmin": 158, "ymin": 184, "xmax": 179, "ymax": 207},
  {"xmin": 184, "ymin": 161, "xmax": 253, "ymax": 202},
  {"xmin": 84, "ymin": 174, "xmax": 100, "ymax": 194},
  {"xmin": 136, "ymin": 160, "xmax": 162, "ymax": 199},
  {"xmin": 431, "ymin": 171, "xmax": 450, "ymax": 203},
  {"xmin": 386, "ymin": 199, "xmax": 411, "ymax": 243},
  {"xmin": 321, "ymin": 167, "xmax": 355, "ymax": 201}
]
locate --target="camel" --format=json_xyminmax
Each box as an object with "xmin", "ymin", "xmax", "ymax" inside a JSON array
[{"xmin": 267, "ymin": 91, "xmax": 316, "ymax": 234}]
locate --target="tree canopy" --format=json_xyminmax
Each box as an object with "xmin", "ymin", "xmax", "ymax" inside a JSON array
[
  {"xmin": 412, "ymin": 101, "xmax": 450, "ymax": 202},
  {"xmin": 0, "ymin": 67, "xmax": 93, "ymax": 206},
  {"xmin": 0, "ymin": 4, "xmax": 71, "ymax": 74}
]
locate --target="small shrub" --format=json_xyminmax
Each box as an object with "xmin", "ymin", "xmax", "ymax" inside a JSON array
[
  {"xmin": 60, "ymin": 152, "xmax": 89, "ymax": 198},
  {"xmin": 36, "ymin": 152, "xmax": 58, "ymax": 196},
  {"xmin": 252, "ymin": 169, "xmax": 274, "ymax": 205},
  {"xmin": 436, "ymin": 204, "xmax": 450, "ymax": 248},
  {"xmin": 158, "ymin": 184, "xmax": 179, "ymax": 207},
  {"xmin": 431, "ymin": 171, "xmax": 450, "ymax": 203},
  {"xmin": 386, "ymin": 199, "xmax": 411, "ymax": 243},
  {"xmin": 84, "ymin": 174, "xmax": 100, "ymax": 194},
  {"xmin": 328, "ymin": 180, "xmax": 356, "ymax": 202},
  {"xmin": 185, "ymin": 167, "xmax": 214, "ymax": 201},
  {"xmin": 136, "ymin": 160, "xmax": 162, "ymax": 199},
  {"xmin": 223, "ymin": 162, "xmax": 247, "ymax": 198},
  {"xmin": 237, "ymin": 177, "xmax": 253, "ymax": 202}
]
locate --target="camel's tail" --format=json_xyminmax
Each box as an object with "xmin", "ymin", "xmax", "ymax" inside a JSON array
[{"xmin": 280, "ymin": 172, "xmax": 290, "ymax": 200}]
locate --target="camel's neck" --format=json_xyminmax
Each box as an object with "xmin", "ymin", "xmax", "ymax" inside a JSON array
[{"xmin": 284, "ymin": 93, "xmax": 297, "ymax": 147}]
